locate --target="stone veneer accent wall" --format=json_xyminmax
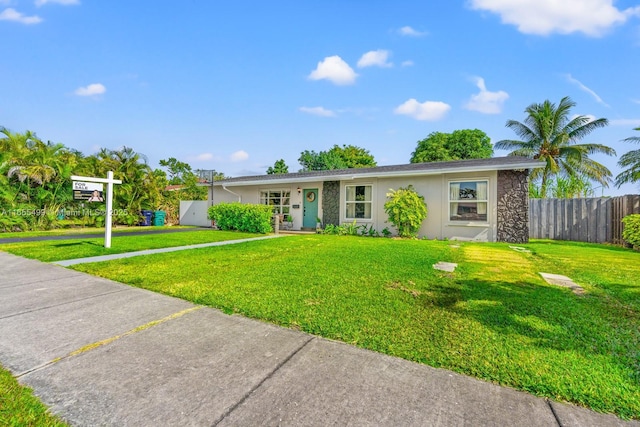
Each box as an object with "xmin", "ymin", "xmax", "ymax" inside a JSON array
[
  {"xmin": 322, "ymin": 181, "xmax": 340, "ymax": 226},
  {"xmin": 497, "ymin": 169, "xmax": 529, "ymax": 243}
]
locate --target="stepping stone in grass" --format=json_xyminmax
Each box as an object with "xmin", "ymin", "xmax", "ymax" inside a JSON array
[
  {"xmin": 509, "ymin": 245, "xmax": 531, "ymax": 253},
  {"xmin": 539, "ymin": 272, "xmax": 585, "ymax": 295},
  {"xmin": 433, "ymin": 262, "xmax": 457, "ymax": 272}
]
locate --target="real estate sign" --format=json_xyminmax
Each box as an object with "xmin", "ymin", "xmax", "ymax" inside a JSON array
[{"xmin": 73, "ymin": 181, "xmax": 104, "ymax": 202}]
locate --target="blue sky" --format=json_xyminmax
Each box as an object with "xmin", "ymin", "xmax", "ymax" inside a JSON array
[{"xmin": 2, "ymin": 0, "xmax": 640, "ymax": 196}]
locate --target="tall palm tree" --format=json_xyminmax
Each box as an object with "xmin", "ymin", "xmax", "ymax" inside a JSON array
[
  {"xmin": 495, "ymin": 96, "xmax": 615, "ymax": 198},
  {"xmin": 615, "ymin": 127, "xmax": 640, "ymax": 187}
]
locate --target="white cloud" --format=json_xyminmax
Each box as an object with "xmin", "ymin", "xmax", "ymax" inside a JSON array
[
  {"xmin": 611, "ymin": 118, "xmax": 640, "ymax": 126},
  {"xmin": 464, "ymin": 77, "xmax": 509, "ymax": 114},
  {"xmin": 565, "ymin": 74, "xmax": 609, "ymax": 107},
  {"xmin": 74, "ymin": 83, "xmax": 106, "ymax": 96},
  {"xmin": 299, "ymin": 106, "xmax": 336, "ymax": 117},
  {"xmin": 308, "ymin": 55, "xmax": 358, "ymax": 85},
  {"xmin": 394, "ymin": 99, "xmax": 451, "ymax": 121},
  {"xmin": 398, "ymin": 26, "xmax": 427, "ymax": 37},
  {"xmin": 0, "ymin": 8, "xmax": 42, "ymax": 24},
  {"xmin": 401, "ymin": 60, "xmax": 414, "ymax": 67},
  {"xmin": 357, "ymin": 50, "xmax": 393, "ymax": 68},
  {"xmin": 195, "ymin": 153, "xmax": 213, "ymax": 161},
  {"xmin": 35, "ymin": 0, "xmax": 80, "ymax": 6},
  {"xmin": 230, "ymin": 150, "xmax": 249, "ymax": 162},
  {"xmin": 468, "ymin": 0, "xmax": 640, "ymax": 36}
]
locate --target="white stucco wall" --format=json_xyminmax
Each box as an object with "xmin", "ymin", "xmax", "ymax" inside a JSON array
[
  {"xmin": 211, "ymin": 171, "xmax": 499, "ymax": 241},
  {"xmin": 211, "ymin": 182, "xmax": 325, "ymax": 230},
  {"xmin": 179, "ymin": 201, "xmax": 212, "ymax": 227}
]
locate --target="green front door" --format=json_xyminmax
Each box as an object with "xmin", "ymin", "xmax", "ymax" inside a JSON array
[{"xmin": 303, "ymin": 189, "xmax": 318, "ymax": 228}]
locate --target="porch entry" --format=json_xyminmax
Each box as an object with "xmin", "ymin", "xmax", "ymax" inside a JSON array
[{"xmin": 303, "ymin": 188, "xmax": 318, "ymax": 228}]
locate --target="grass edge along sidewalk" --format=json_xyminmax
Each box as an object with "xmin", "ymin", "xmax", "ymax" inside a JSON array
[
  {"xmin": 0, "ymin": 365, "xmax": 68, "ymax": 427},
  {"xmin": 69, "ymin": 236, "xmax": 640, "ymax": 420},
  {"xmin": 53, "ymin": 234, "xmax": 283, "ymax": 266},
  {"xmin": 0, "ymin": 230, "xmax": 265, "ymax": 262}
]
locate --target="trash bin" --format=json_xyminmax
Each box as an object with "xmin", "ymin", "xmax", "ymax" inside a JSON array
[
  {"xmin": 140, "ymin": 210, "xmax": 153, "ymax": 226},
  {"xmin": 153, "ymin": 210, "xmax": 166, "ymax": 226}
]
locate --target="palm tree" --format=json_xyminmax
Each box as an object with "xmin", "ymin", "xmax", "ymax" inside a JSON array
[
  {"xmin": 615, "ymin": 127, "xmax": 640, "ymax": 187},
  {"xmin": 495, "ymin": 96, "xmax": 615, "ymax": 198}
]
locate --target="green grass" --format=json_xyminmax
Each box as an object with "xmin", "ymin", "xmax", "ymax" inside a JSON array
[
  {"xmin": 0, "ymin": 230, "xmax": 261, "ymax": 262},
  {"xmin": 67, "ymin": 235, "xmax": 640, "ymax": 419},
  {"xmin": 0, "ymin": 225, "xmax": 195, "ymax": 239},
  {"xmin": 0, "ymin": 365, "xmax": 68, "ymax": 426}
]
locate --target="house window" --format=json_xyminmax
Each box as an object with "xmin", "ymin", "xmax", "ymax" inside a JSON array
[
  {"xmin": 449, "ymin": 181, "xmax": 488, "ymax": 222},
  {"xmin": 260, "ymin": 190, "xmax": 291, "ymax": 215},
  {"xmin": 345, "ymin": 185, "xmax": 372, "ymax": 219}
]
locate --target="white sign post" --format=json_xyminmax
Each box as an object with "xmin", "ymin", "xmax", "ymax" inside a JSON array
[{"xmin": 71, "ymin": 171, "xmax": 122, "ymax": 248}]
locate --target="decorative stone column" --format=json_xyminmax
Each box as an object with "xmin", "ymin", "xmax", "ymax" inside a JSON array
[
  {"xmin": 322, "ymin": 181, "xmax": 340, "ymax": 226},
  {"xmin": 497, "ymin": 169, "xmax": 529, "ymax": 243}
]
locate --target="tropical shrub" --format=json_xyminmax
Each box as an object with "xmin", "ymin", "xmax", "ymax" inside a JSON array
[
  {"xmin": 622, "ymin": 214, "xmax": 640, "ymax": 248},
  {"xmin": 384, "ymin": 185, "xmax": 428, "ymax": 238},
  {"xmin": 208, "ymin": 203, "xmax": 273, "ymax": 234}
]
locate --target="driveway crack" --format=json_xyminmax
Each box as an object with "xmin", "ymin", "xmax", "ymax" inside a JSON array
[{"xmin": 212, "ymin": 336, "xmax": 315, "ymax": 426}]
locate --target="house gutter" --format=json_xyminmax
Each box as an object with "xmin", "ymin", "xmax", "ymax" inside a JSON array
[{"xmin": 222, "ymin": 186, "xmax": 242, "ymax": 202}]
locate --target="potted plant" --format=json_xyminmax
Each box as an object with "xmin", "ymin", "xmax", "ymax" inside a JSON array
[
  {"xmin": 316, "ymin": 216, "xmax": 322, "ymax": 231},
  {"xmin": 285, "ymin": 214, "xmax": 293, "ymax": 229}
]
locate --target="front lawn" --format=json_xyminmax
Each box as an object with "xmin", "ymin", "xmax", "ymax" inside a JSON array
[
  {"xmin": 0, "ymin": 230, "xmax": 261, "ymax": 262},
  {"xmin": 66, "ymin": 236, "xmax": 639, "ymax": 419}
]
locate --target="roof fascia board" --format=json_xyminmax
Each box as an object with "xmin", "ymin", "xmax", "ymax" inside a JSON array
[{"xmin": 215, "ymin": 160, "xmax": 544, "ymax": 187}]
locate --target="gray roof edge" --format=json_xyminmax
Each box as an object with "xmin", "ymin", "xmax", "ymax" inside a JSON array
[{"xmin": 213, "ymin": 157, "xmax": 544, "ymax": 187}]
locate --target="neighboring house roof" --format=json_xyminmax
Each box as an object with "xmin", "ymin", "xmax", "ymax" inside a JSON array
[
  {"xmin": 213, "ymin": 156, "xmax": 545, "ymax": 187},
  {"xmin": 165, "ymin": 184, "xmax": 184, "ymax": 191}
]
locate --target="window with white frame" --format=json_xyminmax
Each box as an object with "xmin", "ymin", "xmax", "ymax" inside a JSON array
[
  {"xmin": 345, "ymin": 185, "xmax": 372, "ymax": 219},
  {"xmin": 449, "ymin": 180, "xmax": 488, "ymax": 222},
  {"xmin": 260, "ymin": 190, "xmax": 291, "ymax": 215}
]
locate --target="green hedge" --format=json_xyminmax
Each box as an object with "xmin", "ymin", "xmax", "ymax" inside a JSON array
[
  {"xmin": 622, "ymin": 214, "xmax": 640, "ymax": 248},
  {"xmin": 207, "ymin": 203, "xmax": 273, "ymax": 234}
]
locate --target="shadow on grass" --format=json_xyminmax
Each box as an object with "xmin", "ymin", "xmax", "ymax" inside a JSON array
[
  {"xmin": 422, "ymin": 277, "xmax": 639, "ymax": 383},
  {"xmin": 52, "ymin": 241, "xmax": 103, "ymax": 248}
]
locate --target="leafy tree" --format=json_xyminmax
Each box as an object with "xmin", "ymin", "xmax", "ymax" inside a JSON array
[
  {"xmin": 298, "ymin": 145, "xmax": 376, "ymax": 171},
  {"xmin": 384, "ymin": 185, "xmax": 428, "ymax": 238},
  {"xmin": 267, "ymin": 159, "xmax": 289, "ymax": 174},
  {"xmin": 411, "ymin": 129, "xmax": 493, "ymax": 163},
  {"xmin": 159, "ymin": 157, "xmax": 194, "ymax": 185},
  {"xmin": 530, "ymin": 175, "xmax": 594, "ymax": 199},
  {"xmin": 327, "ymin": 144, "xmax": 376, "ymax": 168},
  {"xmin": 298, "ymin": 150, "xmax": 347, "ymax": 171},
  {"xmin": 495, "ymin": 96, "xmax": 614, "ymax": 198},
  {"xmin": 615, "ymin": 127, "xmax": 640, "ymax": 188}
]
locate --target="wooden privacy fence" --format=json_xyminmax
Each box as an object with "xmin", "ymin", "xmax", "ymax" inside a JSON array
[{"xmin": 529, "ymin": 195, "xmax": 640, "ymax": 244}]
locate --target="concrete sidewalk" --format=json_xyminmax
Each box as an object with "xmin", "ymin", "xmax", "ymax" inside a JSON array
[{"xmin": 0, "ymin": 252, "xmax": 637, "ymax": 426}]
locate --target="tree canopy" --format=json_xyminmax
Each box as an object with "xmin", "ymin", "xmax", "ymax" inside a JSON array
[
  {"xmin": 495, "ymin": 96, "xmax": 614, "ymax": 198},
  {"xmin": 298, "ymin": 145, "xmax": 376, "ymax": 171},
  {"xmin": 266, "ymin": 159, "xmax": 289, "ymax": 174},
  {"xmin": 0, "ymin": 126, "xmax": 212, "ymax": 231},
  {"xmin": 410, "ymin": 129, "xmax": 493, "ymax": 163},
  {"xmin": 615, "ymin": 127, "xmax": 640, "ymax": 188}
]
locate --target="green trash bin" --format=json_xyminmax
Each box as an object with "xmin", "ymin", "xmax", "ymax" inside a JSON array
[{"xmin": 153, "ymin": 210, "xmax": 166, "ymax": 226}]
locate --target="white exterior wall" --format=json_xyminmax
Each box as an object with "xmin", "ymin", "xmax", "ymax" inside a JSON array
[
  {"xmin": 211, "ymin": 182, "xmax": 325, "ymax": 230},
  {"xmin": 179, "ymin": 201, "xmax": 212, "ymax": 227},
  {"xmin": 212, "ymin": 171, "xmax": 498, "ymax": 241},
  {"xmin": 339, "ymin": 170, "xmax": 497, "ymax": 241}
]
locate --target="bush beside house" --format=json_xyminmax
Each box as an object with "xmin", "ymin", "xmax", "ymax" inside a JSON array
[
  {"xmin": 622, "ymin": 214, "xmax": 640, "ymax": 249},
  {"xmin": 208, "ymin": 202, "xmax": 273, "ymax": 234}
]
